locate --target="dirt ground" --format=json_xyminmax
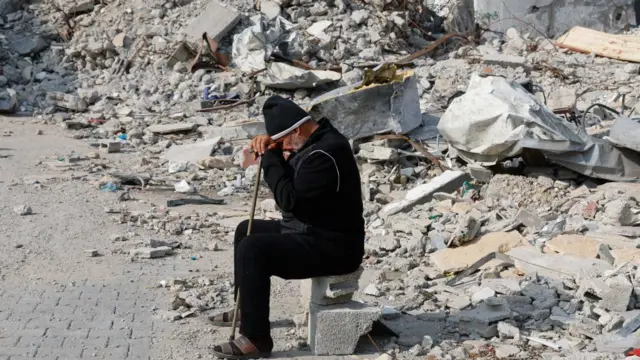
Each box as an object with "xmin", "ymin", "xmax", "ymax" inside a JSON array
[{"xmin": 0, "ymin": 117, "xmax": 381, "ymax": 360}]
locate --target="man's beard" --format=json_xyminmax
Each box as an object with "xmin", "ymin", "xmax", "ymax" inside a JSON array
[{"xmin": 289, "ymin": 133, "xmax": 306, "ymax": 152}]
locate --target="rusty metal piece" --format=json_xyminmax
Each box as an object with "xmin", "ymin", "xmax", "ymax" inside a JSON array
[
  {"xmin": 189, "ymin": 32, "xmax": 230, "ymax": 73},
  {"xmin": 396, "ymin": 32, "xmax": 469, "ymax": 65},
  {"xmin": 374, "ymin": 134, "xmax": 448, "ymax": 171},
  {"xmin": 197, "ymin": 97, "xmax": 256, "ymax": 112}
]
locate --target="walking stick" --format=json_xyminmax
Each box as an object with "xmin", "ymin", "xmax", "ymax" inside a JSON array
[{"xmin": 230, "ymin": 155, "xmax": 262, "ymax": 341}]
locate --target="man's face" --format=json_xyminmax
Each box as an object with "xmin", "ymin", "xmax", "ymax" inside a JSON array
[{"xmin": 277, "ymin": 131, "xmax": 307, "ymax": 152}]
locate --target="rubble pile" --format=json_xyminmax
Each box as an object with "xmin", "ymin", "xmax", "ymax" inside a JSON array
[
  {"xmin": 355, "ymin": 175, "xmax": 640, "ymax": 359},
  {"xmin": 156, "ymin": 276, "xmax": 234, "ymax": 321}
]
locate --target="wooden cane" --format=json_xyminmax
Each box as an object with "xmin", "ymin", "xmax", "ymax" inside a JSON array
[{"xmin": 230, "ymin": 156, "xmax": 262, "ymax": 341}]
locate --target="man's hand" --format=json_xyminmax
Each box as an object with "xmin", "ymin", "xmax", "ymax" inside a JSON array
[{"xmin": 250, "ymin": 134, "xmax": 279, "ymax": 158}]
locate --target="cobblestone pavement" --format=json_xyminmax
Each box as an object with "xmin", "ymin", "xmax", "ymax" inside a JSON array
[{"xmin": 0, "ymin": 274, "xmax": 166, "ymax": 360}]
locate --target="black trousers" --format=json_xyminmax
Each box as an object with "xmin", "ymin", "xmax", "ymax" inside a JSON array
[{"xmin": 233, "ymin": 219, "xmax": 363, "ymax": 340}]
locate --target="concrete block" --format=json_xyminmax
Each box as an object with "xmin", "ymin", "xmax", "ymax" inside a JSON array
[
  {"xmin": 301, "ymin": 267, "xmax": 363, "ymax": 306},
  {"xmin": 578, "ymin": 273, "xmax": 633, "ymax": 312},
  {"xmin": 183, "ymin": 0, "xmax": 240, "ymax": 42},
  {"xmin": 467, "ymin": 163, "xmax": 492, "ymax": 182},
  {"xmin": 100, "ymin": 141, "xmax": 121, "ymax": 153},
  {"xmin": 308, "ymin": 301, "xmax": 381, "ymax": 355},
  {"xmin": 46, "ymin": 92, "xmax": 88, "ymax": 111}
]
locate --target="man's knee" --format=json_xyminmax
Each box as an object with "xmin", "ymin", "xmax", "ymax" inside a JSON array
[
  {"xmin": 234, "ymin": 220, "xmax": 251, "ymax": 245},
  {"xmin": 237, "ymin": 235, "xmax": 270, "ymax": 262}
]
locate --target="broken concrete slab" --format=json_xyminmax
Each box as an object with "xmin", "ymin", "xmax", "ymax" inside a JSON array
[
  {"xmin": 596, "ymin": 225, "xmax": 640, "ymax": 238},
  {"xmin": 147, "ymin": 123, "xmax": 197, "ymax": 134},
  {"xmin": 308, "ymin": 69, "xmax": 421, "ymax": 140},
  {"xmin": 507, "ymin": 247, "xmax": 613, "ymax": 279},
  {"xmin": 456, "ymin": 302, "xmax": 512, "ymax": 338},
  {"xmin": 380, "ymin": 170, "xmax": 470, "ymax": 217},
  {"xmin": 545, "ymin": 234, "xmax": 602, "ymax": 259},
  {"xmin": 584, "ymin": 232, "xmax": 640, "ymax": 250},
  {"xmin": 182, "ymin": 0, "xmax": 240, "ymax": 42},
  {"xmin": 162, "ymin": 137, "xmax": 221, "ymax": 164},
  {"xmin": 308, "ymin": 301, "xmax": 381, "ymax": 355},
  {"xmin": 430, "ymin": 231, "xmax": 526, "ymax": 273},
  {"xmin": 610, "ymin": 248, "xmax": 640, "ymax": 265}
]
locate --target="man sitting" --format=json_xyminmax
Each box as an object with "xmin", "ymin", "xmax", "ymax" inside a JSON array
[{"xmin": 210, "ymin": 95, "xmax": 365, "ymax": 359}]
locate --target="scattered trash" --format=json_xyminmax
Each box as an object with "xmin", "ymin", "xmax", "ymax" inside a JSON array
[
  {"xmin": 101, "ymin": 182, "xmax": 118, "ymax": 192},
  {"xmin": 166, "ymin": 196, "xmax": 224, "ymax": 207},
  {"xmin": 174, "ymin": 179, "xmax": 195, "ymax": 193}
]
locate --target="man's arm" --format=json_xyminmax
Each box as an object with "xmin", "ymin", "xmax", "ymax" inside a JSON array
[{"xmin": 261, "ymin": 148, "xmax": 339, "ymax": 212}]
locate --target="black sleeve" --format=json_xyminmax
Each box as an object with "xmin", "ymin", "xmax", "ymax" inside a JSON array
[{"xmin": 261, "ymin": 148, "xmax": 339, "ymax": 212}]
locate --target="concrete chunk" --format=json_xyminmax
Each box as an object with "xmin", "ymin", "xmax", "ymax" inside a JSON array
[
  {"xmin": 569, "ymin": 317, "xmax": 603, "ymax": 339},
  {"xmin": 482, "ymin": 279, "xmax": 522, "ymax": 295},
  {"xmin": 357, "ymin": 143, "xmax": 398, "ymax": 161},
  {"xmin": 183, "ymin": 0, "xmax": 240, "ymax": 42},
  {"xmin": 163, "ymin": 137, "xmax": 221, "ymax": 164},
  {"xmin": 467, "ymin": 163, "xmax": 492, "ymax": 182},
  {"xmin": 130, "ymin": 246, "xmax": 172, "ymax": 259},
  {"xmin": 380, "ymin": 170, "xmax": 470, "ymax": 217},
  {"xmin": 430, "ymin": 231, "xmax": 525, "ymax": 273},
  {"xmin": 308, "ymin": 301, "xmax": 381, "ymax": 355},
  {"xmin": 471, "ymin": 287, "xmax": 496, "ymax": 305}
]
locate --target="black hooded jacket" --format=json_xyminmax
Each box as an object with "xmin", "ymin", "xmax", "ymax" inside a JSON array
[{"xmin": 260, "ymin": 120, "xmax": 365, "ymax": 243}]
